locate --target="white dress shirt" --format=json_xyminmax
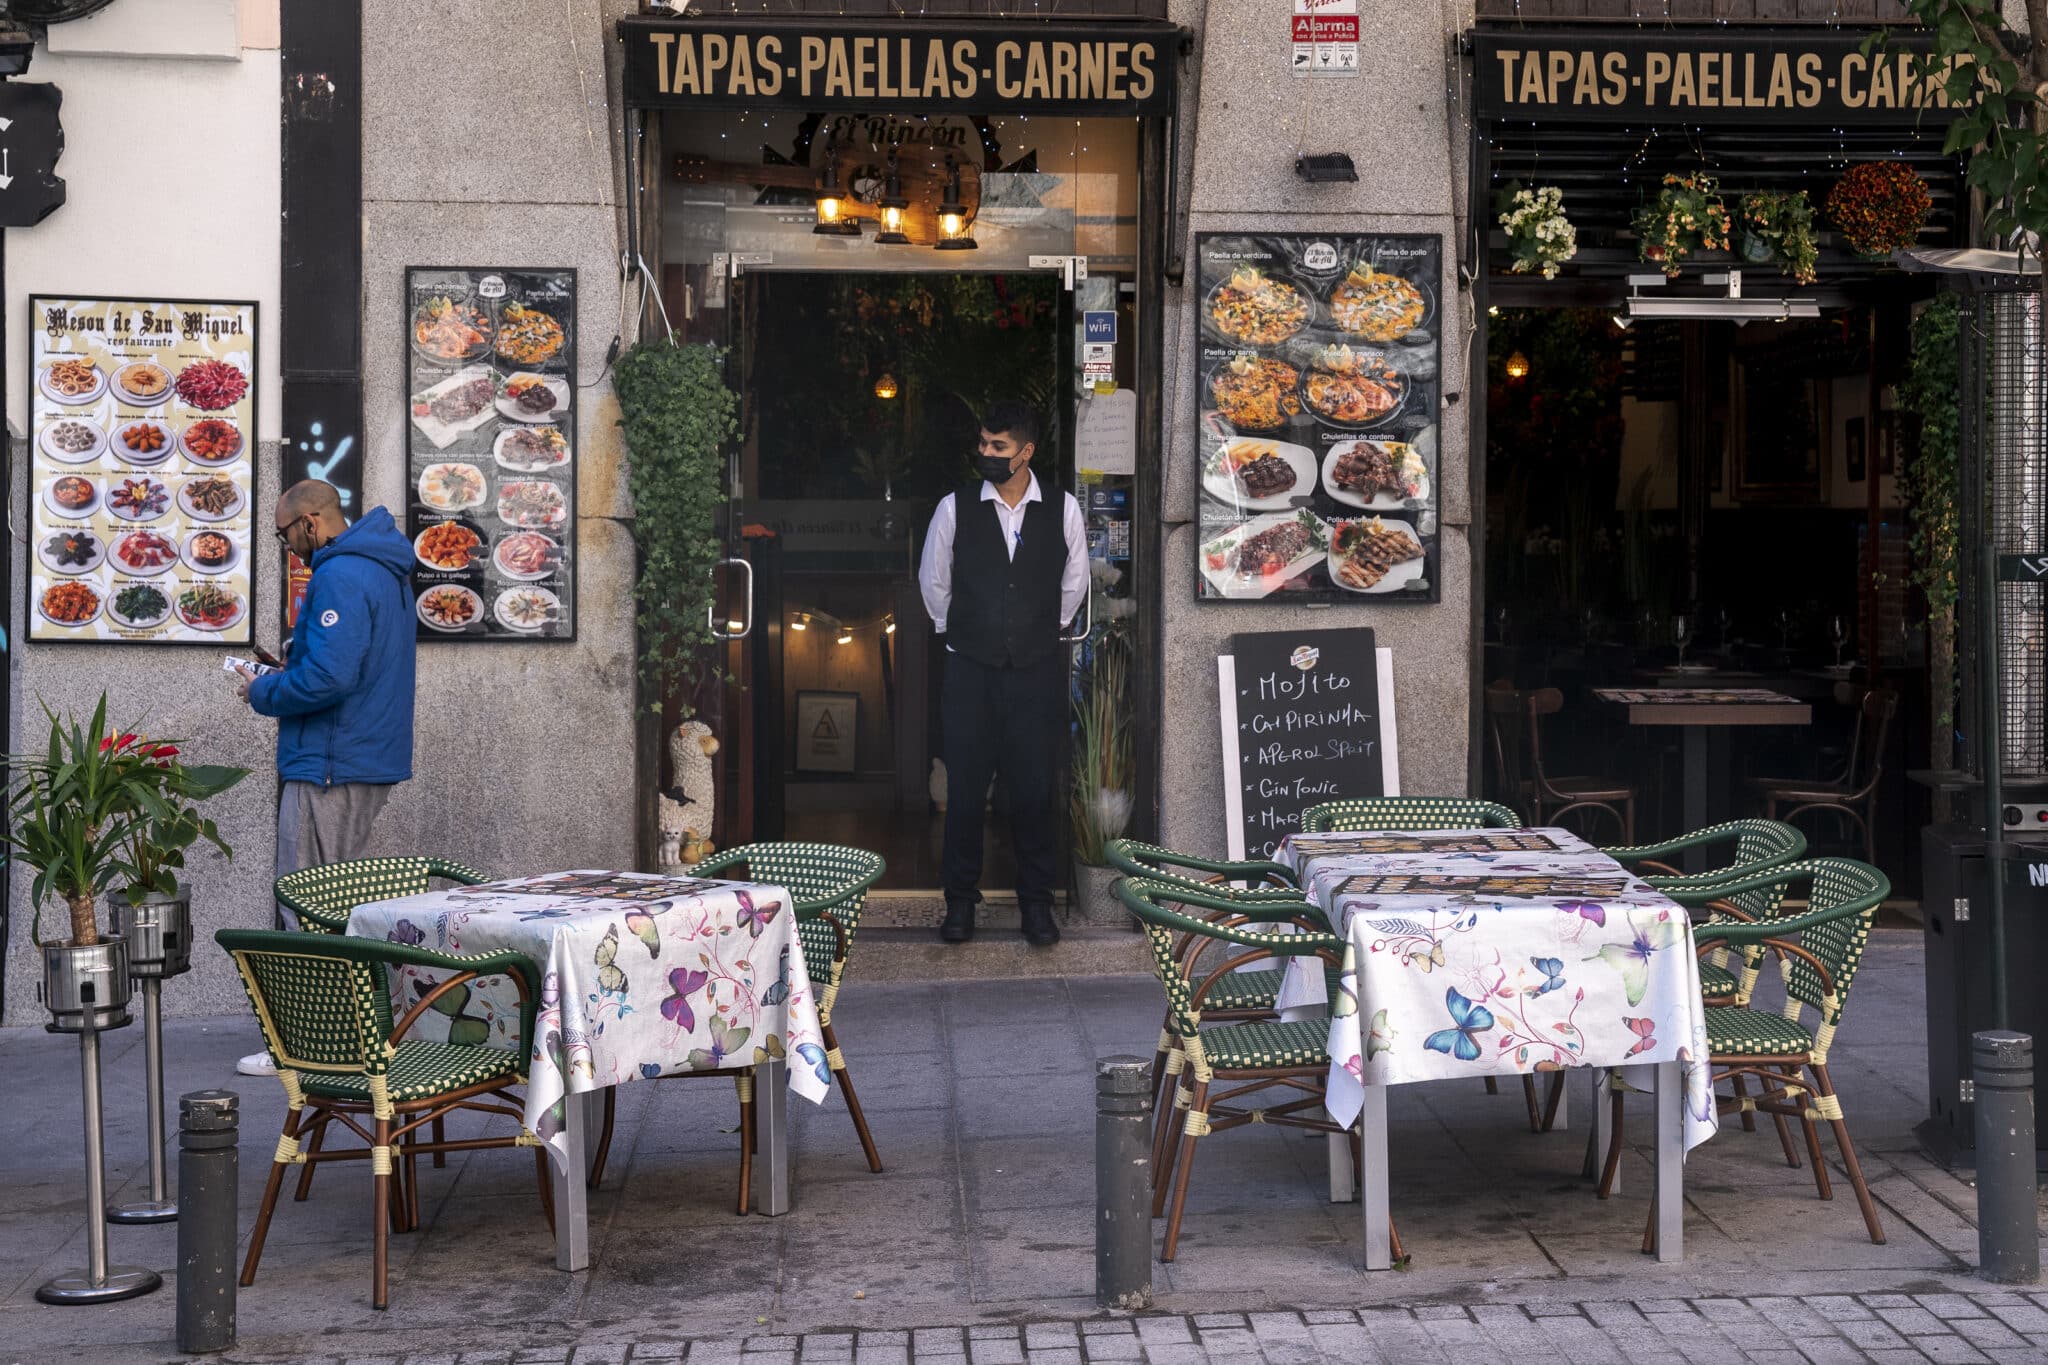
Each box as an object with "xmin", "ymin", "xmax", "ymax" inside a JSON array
[{"xmin": 918, "ymin": 471, "xmax": 1090, "ymax": 639}]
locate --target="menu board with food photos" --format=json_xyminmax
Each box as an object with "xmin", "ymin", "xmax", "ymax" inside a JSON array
[
  {"xmin": 405, "ymin": 266, "xmax": 575, "ymax": 641},
  {"xmin": 27, "ymin": 296, "xmax": 259, "ymax": 644},
  {"xmin": 1193, "ymin": 233, "xmax": 1441, "ymax": 604}
]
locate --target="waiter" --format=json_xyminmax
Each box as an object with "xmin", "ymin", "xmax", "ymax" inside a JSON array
[{"xmin": 919, "ymin": 399, "xmax": 1089, "ymax": 947}]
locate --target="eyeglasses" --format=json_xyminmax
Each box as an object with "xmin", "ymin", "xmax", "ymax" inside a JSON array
[{"xmin": 274, "ymin": 514, "xmax": 310, "ymax": 545}]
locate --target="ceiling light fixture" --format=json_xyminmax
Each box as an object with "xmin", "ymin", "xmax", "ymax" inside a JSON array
[
  {"xmin": 791, "ymin": 613, "xmax": 809, "ymax": 631},
  {"xmin": 934, "ymin": 153, "xmax": 977, "ymax": 252},
  {"xmin": 811, "ymin": 137, "xmax": 860, "ymax": 237},
  {"xmin": 875, "ymin": 150, "xmax": 910, "ymax": 245},
  {"xmin": 874, "ymin": 372, "xmax": 899, "ymax": 400},
  {"xmin": 836, "ymin": 627, "xmax": 854, "ymax": 646},
  {"xmin": 1504, "ymin": 350, "xmax": 1530, "ymax": 380}
]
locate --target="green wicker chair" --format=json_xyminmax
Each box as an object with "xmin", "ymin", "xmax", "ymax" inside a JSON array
[
  {"xmin": 1606, "ymin": 820, "xmax": 1808, "ymax": 1005},
  {"xmin": 1116, "ymin": 877, "xmax": 1402, "ymax": 1264},
  {"xmin": 1103, "ymin": 839, "xmax": 1329, "ymax": 1113},
  {"xmin": 1596, "ymin": 858, "xmax": 1892, "ymax": 1248},
  {"xmin": 276, "ymin": 856, "xmax": 489, "ymax": 934},
  {"xmin": 217, "ymin": 929, "xmax": 550, "ymax": 1311},
  {"xmin": 1300, "ymin": 797, "xmax": 1522, "ymax": 833},
  {"xmin": 582, "ymin": 842, "xmax": 889, "ymax": 1189},
  {"xmin": 272, "ymin": 856, "xmax": 491, "ymax": 1198}
]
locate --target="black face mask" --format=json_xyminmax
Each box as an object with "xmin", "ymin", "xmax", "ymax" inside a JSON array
[{"xmin": 975, "ymin": 454, "xmax": 1019, "ymax": 484}]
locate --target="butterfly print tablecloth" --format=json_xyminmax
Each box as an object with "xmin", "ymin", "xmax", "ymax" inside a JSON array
[
  {"xmin": 347, "ymin": 870, "xmax": 829, "ymax": 1162},
  {"xmin": 1273, "ymin": 829, "xmax": 1717, "ymax": 1151}
]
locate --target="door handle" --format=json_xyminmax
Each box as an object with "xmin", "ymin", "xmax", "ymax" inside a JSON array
[
  {"xmin": 1060, "ymin": 583, "xmax": 1093, "ymax": 645},
  {"xmin": 708, "ymin": 556, "xmax": 754, "ymax": 640}
]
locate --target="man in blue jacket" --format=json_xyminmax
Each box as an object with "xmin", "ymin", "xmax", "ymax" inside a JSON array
[{"xmin": 231, "ymin": 479, "xmax": 416, "ymax": 1073}]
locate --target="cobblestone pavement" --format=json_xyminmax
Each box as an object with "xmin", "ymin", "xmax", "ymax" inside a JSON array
[{"xmin": 165, "ymin": 1293, "xmax": 2048, "ymax": 1365}]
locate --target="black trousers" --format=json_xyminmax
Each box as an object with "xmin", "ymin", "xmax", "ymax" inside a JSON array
[{"xmin": 941, "ymin": 649, "xmax": 1065, "ymax": 906}]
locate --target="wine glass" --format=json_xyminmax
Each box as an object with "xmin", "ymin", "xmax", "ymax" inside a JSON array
[
  {"xmin": 1777, "ymin": 608, "xmax": 1794, "ymax": 654},
  {"xmin": 1716, "ymin": 608, "xmax": 1731, "ymax": 654},
  {"xmin": 1493, "ymin": 605, "xmax": 1510, "ymax": 644},
  {"xmin": 1829, "ymin": 616, "xmax": 1849, "ymax": 669},
  {"xmin": 1673, "ymin": 614, "xmax": 1693, "ymax": 669},
  {"xmin": 1581, "ymin": 605, "xmax": 1598, "ymax": 644}
]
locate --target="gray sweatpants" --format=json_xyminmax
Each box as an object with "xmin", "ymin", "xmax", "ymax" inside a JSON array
[{"xmin": 274, "ymin": 780, "xmax": 393, "ymax": 927}]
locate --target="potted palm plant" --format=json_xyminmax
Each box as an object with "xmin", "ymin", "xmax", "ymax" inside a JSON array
[
  {"xmin": 1069, "ymin": 570, "xmax": 1136, "ymax": 924},
  {"xmin": 107, "ymin": 735, "xmax": 246, "ymax": 981}
]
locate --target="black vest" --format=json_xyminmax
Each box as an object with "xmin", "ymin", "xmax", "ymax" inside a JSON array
[{"xmin": 945, "ymin": 483, "xmax": 1065, "ymax": 669}]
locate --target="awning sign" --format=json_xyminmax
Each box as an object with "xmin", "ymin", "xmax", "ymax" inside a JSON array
[
  {"xmin": 1471, "ymin": 30, "xmax": 1966, "ymax": 125},
  {"xmin": 621, "ymin": 17, "xmax": 1180, "ymax": 116}
]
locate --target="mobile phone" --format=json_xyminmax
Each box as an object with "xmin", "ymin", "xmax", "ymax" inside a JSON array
[
  {"xmin": 251, "ymin": 645, "xmax": 283, "ymax": 668},
  {"xmin": 224, "ymin": 656, "xmax": 278, "ymax": 678}
]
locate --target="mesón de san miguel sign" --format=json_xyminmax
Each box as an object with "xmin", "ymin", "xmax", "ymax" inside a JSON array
[
  {"xmin": 619, "ymin": 16, "xmax": 1179, "ymax": 116},
  {"xmin": 1471, "ymin": 30, "xmax": 1963, "ymax": 124}
]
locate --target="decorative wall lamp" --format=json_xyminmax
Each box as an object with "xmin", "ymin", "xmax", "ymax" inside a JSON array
[
  {"xmin": 812, "ymin": 137, "xmax": 860, "ymax": 237},
  {"xmin": 1504, "ymin": 350, "xmax": 1531, "ymax": 381},
  {"xmin": 873, "ymin": 372, "xmax": 899, "ymax": 400},
  {"xmin": 875, "ymin": 150, "xmax": 911, "ymax": 245},
  {"xmin": 935, "ymin": 154, "xmax": 977, "ymax": 252}
]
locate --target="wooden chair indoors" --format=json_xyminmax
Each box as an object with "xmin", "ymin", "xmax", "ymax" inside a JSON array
[
  {"xmin": 1751, "ymin": 686, "xmax": 1898, "ymax": 864},
  {"xmin": 1485, "ymin": 682, "xmax": 1637, "ymax": 840}
]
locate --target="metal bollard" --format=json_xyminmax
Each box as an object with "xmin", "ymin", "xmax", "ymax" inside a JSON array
[
  {"xmin": 176, "ymin": 1091, "xmax": 240, "ymax": 1353},
  {"xmin": 1094, "ymin": 1055, "xmax": 1153, "ymax": 1310},
  {"xmin": 1972, "ymin": 1032, "xmax": 2041, "ymax": 1284}
]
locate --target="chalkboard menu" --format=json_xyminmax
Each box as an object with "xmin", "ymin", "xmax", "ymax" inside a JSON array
[
  {"xmin": 1193, "ymin": 232, "xmax": 1440, "ymax": 604},
  {"xmin": 1218, "ymin": 627, "xmax": 1399, "ymax": 860},
  {"xmin": 405, "ymin": 266, "xmax": 576, "ymax": 640}
]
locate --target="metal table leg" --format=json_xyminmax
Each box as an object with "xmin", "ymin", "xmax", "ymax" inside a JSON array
[
  {"xmin": 109, "ymin": 978, "xmax": 176, "ymax": 1224},
  {"xmin": 550, "ymin": 1090, "xmax": 592, "ymax": 1272},
  {"xmin": 1653, "ymin": 1060, "xmax": 1684, "ymax": 1262},
  {"xmin": 753, "ymin": 1057, "xmax": 790, "ymax": 1216},
  {"xmin": 1590, "ymin": 1067, "xmax": 1616, "ymax": 1194},
  {"xmin": 1359, "ymin": 1087, "xmax": 1391, "ymax": 1270}
]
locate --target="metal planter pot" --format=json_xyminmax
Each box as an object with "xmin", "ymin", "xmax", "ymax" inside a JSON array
[
  {"xmin": 41, "ymin": 938, "xmax": 134, "ymax": 1034},
  {"xmin": 1070, "ymin": 859, "xmax": 1128, "ymax": 928},
  {"xmin": 110, "ymin": 892, "xmax": 192, "ymax": 980}
]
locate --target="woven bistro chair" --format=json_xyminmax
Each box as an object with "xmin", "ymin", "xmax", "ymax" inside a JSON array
[
  {"xmin": 276, "ymin": 856, "xmax": 489, "ymax": 934},
  {"xmin": 1104, "ymin": 841, "xmax": 1332, "ymax": 1123},
  {"xmin": 217, "ymin": 929, "xmax": 550, "ymax": 1310},
  {"xmin": 273, "ymin": 855, "xmax": 491, "ymax": 1200},
  {"xmin": 583, "ymin": 842, "xmax": 889, "ymax": 1189},
  {"xmin": 1115, "ymin": 877, "xmax": 1404, "ymax": 1264},
  {"xmin": 1594, "ymin": 858, "xmax": 1892, "ymax": 1247},
  {"xmin": 1605, "ymin": 819, "xmax": 1808, "ymax": 1006},
  {"xmin": 1299, "ymin": 797, "xmax": 1522, "ymax": 833},
  {"xmin": 1754, "ymin": 688, "xmax": 1899, "ymax": 865},
  {"xmin": 1485, "ymin": 684, "xmax": 1636, "ymax": 839}
]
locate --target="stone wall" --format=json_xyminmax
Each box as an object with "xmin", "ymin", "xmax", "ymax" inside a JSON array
[{"xmin": 1156, "ymin": 0, "xmax": 1474, "ymax": 858}]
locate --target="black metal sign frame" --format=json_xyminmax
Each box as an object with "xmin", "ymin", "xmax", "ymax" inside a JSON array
[
  {"xmin": 1471, "ymin": 28, "xmax": 1957, "ymax": 126},
  {"xmin": 619, "ymin": 15, "xmax": 1180, "ymax": 116}
]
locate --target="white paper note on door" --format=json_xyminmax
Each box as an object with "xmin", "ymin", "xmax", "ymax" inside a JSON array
[{"xmin": 1074, "ymin": 386, "xmax": 1137, "ymax": 476}]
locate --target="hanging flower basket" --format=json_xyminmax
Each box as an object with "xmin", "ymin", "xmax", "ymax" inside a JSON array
[
  {"xmin": 1825, "ymin": 162, "xmax": 1931, "ymax": 258},
  {"xmin": 1737, "ymin": 190, "xmax": 1819, "ymax": 286},
  {"xmin": 1495, "ymin": 184, "xmax": 1578, "ymax": 280},
  {"xmin": 1634, "ymin": 173, "xmax": 1733, "ymax": 278}
]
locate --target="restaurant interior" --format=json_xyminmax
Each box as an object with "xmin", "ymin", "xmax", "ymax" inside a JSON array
[{"xmin": 1476, "ymin": 121, "xmax": 1964, "ymax": 901}]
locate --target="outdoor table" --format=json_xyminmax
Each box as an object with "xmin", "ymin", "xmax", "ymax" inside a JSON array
[
  {"xmin": 347, "ymin": 869, "xmax": 829, "ymax": 1273},
  {"xmin": 1595, "ymin": 687, "xmax": 1812, "ymax": 870},
  {"xmin": 1273, "ymin": 827, "xmax": 1716, "ymax": 1269}
]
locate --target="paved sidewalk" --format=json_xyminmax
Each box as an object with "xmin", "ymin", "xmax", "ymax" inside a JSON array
[
  {"xmin": 1, "ymin": 929, "xmax": 2043, "ymax": 1363},
  {"xmin": 37, "ymin": 1294, "xmax": 2048, "ymax": 1364}
]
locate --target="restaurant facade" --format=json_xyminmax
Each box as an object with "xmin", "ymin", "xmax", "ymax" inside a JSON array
[{"xmin": 0, "ymin": 0, "xmax": 1989, "ymax": 1023}]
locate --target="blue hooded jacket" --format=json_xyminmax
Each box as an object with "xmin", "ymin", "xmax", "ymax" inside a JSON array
[{"xmin": 248, "ymin": 506, "xmax": 417, "ymax": 786}]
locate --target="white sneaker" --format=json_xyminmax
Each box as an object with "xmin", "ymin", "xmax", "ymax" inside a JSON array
[{"xmin": 236, "ymin": 1051, "xmax": 277, "ymax": 1077}]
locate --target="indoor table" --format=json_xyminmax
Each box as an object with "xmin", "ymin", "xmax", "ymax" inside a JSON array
[
  {"xmin": 348, "ymin": 869, "xmax": 828, "ymax": 1272},
  {"xmin": 1596, "ymin": 687, "xmax": 1812, "ymax": 869},
  {"xmin": 1273, "ymin": 828, "xmax": 1716, "ymax": 1269}
]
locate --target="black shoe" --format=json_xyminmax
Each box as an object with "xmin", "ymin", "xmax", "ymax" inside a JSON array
[
  {"xmin": 1020, "ymin": 903, "xmax": 1060, "ymax": 947},
  {"xmin": 940, "ymin": 899, "xmax": 977, "ymax": 943}
]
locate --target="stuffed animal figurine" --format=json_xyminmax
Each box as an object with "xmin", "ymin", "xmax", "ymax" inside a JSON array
[{"xmin": 657, "ymin": 720, "xmax": 719, "ymax": 868}]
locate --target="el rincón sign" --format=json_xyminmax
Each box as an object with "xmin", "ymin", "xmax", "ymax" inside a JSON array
[
  {"xmin": 1472, "ymin": 30, "xmax": 1969, "ymax": 125},
  {"xmin": 619, "ymin": 16, "xmax": 1179, "ymax": 116}
]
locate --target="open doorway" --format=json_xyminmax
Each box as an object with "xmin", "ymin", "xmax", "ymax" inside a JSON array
[{"xmin": 737, "ymin": 270, "xmax": 1070, "ymax": 890}]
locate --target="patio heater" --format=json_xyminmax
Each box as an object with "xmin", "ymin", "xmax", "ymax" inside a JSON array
[{"xmin": 1919, "ymin": 276, "xmax": 2048, "ymax": 1182}]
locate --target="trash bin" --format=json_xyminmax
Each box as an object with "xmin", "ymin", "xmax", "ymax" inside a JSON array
[{"xmin": 1918, "ymin": 823, "xmax": 2048, "ymax": 1169}]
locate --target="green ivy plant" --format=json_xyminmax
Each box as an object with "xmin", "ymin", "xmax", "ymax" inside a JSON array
[
  {"xmin": 613, "ymin": 339, "xmax": 740, "ymax": 715},
  {"xmin": 1899, "ymin": 296, "xmax": 1962, "ymax": 740}
]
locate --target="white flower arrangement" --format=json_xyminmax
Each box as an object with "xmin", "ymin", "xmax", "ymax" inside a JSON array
[{"xmin": 1498, "ymin": 185, "xmax": 1578, "ymax": 280}]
